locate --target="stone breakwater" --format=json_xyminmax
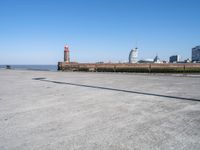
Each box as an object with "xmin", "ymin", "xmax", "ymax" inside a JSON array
[{"xmin": 58, "ymin": 62, "xmax": 200, "ymax": 73}]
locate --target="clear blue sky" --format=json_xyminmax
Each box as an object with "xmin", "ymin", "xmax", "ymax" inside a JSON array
[{"xmin": 0, "ymin": 0, "xmax": 200, "ymax": 64}]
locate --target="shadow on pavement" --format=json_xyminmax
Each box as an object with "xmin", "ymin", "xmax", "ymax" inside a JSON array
[{"xmin": 32, "ymin": 78, "xmax": 200, "ymax": 102}]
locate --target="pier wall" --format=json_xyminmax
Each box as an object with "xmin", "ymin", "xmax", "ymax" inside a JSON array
[{"xmin": 58, "ymin": 62, "xmax": 200, "ymax": 73}]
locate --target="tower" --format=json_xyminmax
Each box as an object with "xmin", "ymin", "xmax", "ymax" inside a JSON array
[
  {"xmin": 129, "ymin": 47, "xmax": 138, "ymax": 63},
  {"xmin": 64, "ymin": 44, "xmax": 70, "ymax": 63},
  {"xmin": 192, "ymin": 46, "xmax": 200, "ymax": 62}
]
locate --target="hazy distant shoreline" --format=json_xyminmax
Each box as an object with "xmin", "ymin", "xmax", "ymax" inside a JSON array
[{"xmin": 0, "ymin": 65, "xmax": 57, "ymax": 72}]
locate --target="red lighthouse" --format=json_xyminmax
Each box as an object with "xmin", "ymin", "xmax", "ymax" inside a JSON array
[{"xmin": 64, "ymin": 44, "xmax": 70, "ymax": 63}]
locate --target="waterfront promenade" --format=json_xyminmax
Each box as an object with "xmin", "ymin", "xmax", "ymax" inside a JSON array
[{"xmin": 0, "ymin": 70, "xmax": 200, "ymax": 149}]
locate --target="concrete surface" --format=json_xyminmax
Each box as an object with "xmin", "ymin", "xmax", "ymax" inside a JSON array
[{"xmin": 0, "ymin": 70, "xmax": 200, "ymax": 150}]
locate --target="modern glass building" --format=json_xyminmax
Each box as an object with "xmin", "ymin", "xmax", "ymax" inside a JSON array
[
  {"xmin": 192, "ymin": 46, "xmax": 200, "ymax": 62},
  {"xmin": 169, "ymin": 55, "xmax": 180, "ymax": 63}
]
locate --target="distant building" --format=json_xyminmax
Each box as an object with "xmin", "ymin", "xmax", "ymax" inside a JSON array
[
  {"xmin": 192, "ymin": 46, "xmax": 200, "ymax": 62},
  {"xmin": 153, "ymin": 54, "xmax": 161, "ymax": 63},
  {"xmin": 169, "ymin": 55, "xmax": 180, "ymax": 63},
  {"xmin": 129, "ymin": 48, "xmax": 138, "ymax": 63},
  {"xmin": 96, "ymin": 61, "xmax": 104, "ymax": 64},
  {"xmin": 162, "ymin": 60, "xmax": 168, "ymax": 64},
  {"xmin": 185, "ymin": 58, "xmax": 191, "ymax": 63},
  {"xmin": 138, "ymin": 59, "xmax": 153, "ymax": 63}
]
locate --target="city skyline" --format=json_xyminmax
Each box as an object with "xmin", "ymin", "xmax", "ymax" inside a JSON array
[{"xmin": 0, "ymin": 0, "xmax": 200, "ymax": 64}]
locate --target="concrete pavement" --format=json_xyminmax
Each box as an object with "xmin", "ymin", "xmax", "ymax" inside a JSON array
[{"xmin": 0, "ymin": 70, "xmax": 200, "ymax": 150}]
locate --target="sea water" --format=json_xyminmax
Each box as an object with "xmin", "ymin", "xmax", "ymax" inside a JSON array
[{"xmin": 0, "ymin": 65, "xmax": 57, "ymax": 72}]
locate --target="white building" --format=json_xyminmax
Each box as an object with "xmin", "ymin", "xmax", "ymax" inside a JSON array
[
  {"xmin": 129, "ymin": 48, "xmax": 138, "ymax": 63},
  {"xmin": 192, "ymin": 46, "xmax": 200, "ymax": 62}
]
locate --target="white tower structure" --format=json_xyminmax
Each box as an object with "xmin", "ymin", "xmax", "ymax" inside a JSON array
[{"xmin": 129, "ymin": 47, "xmax": 138, "ymax": 63}]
